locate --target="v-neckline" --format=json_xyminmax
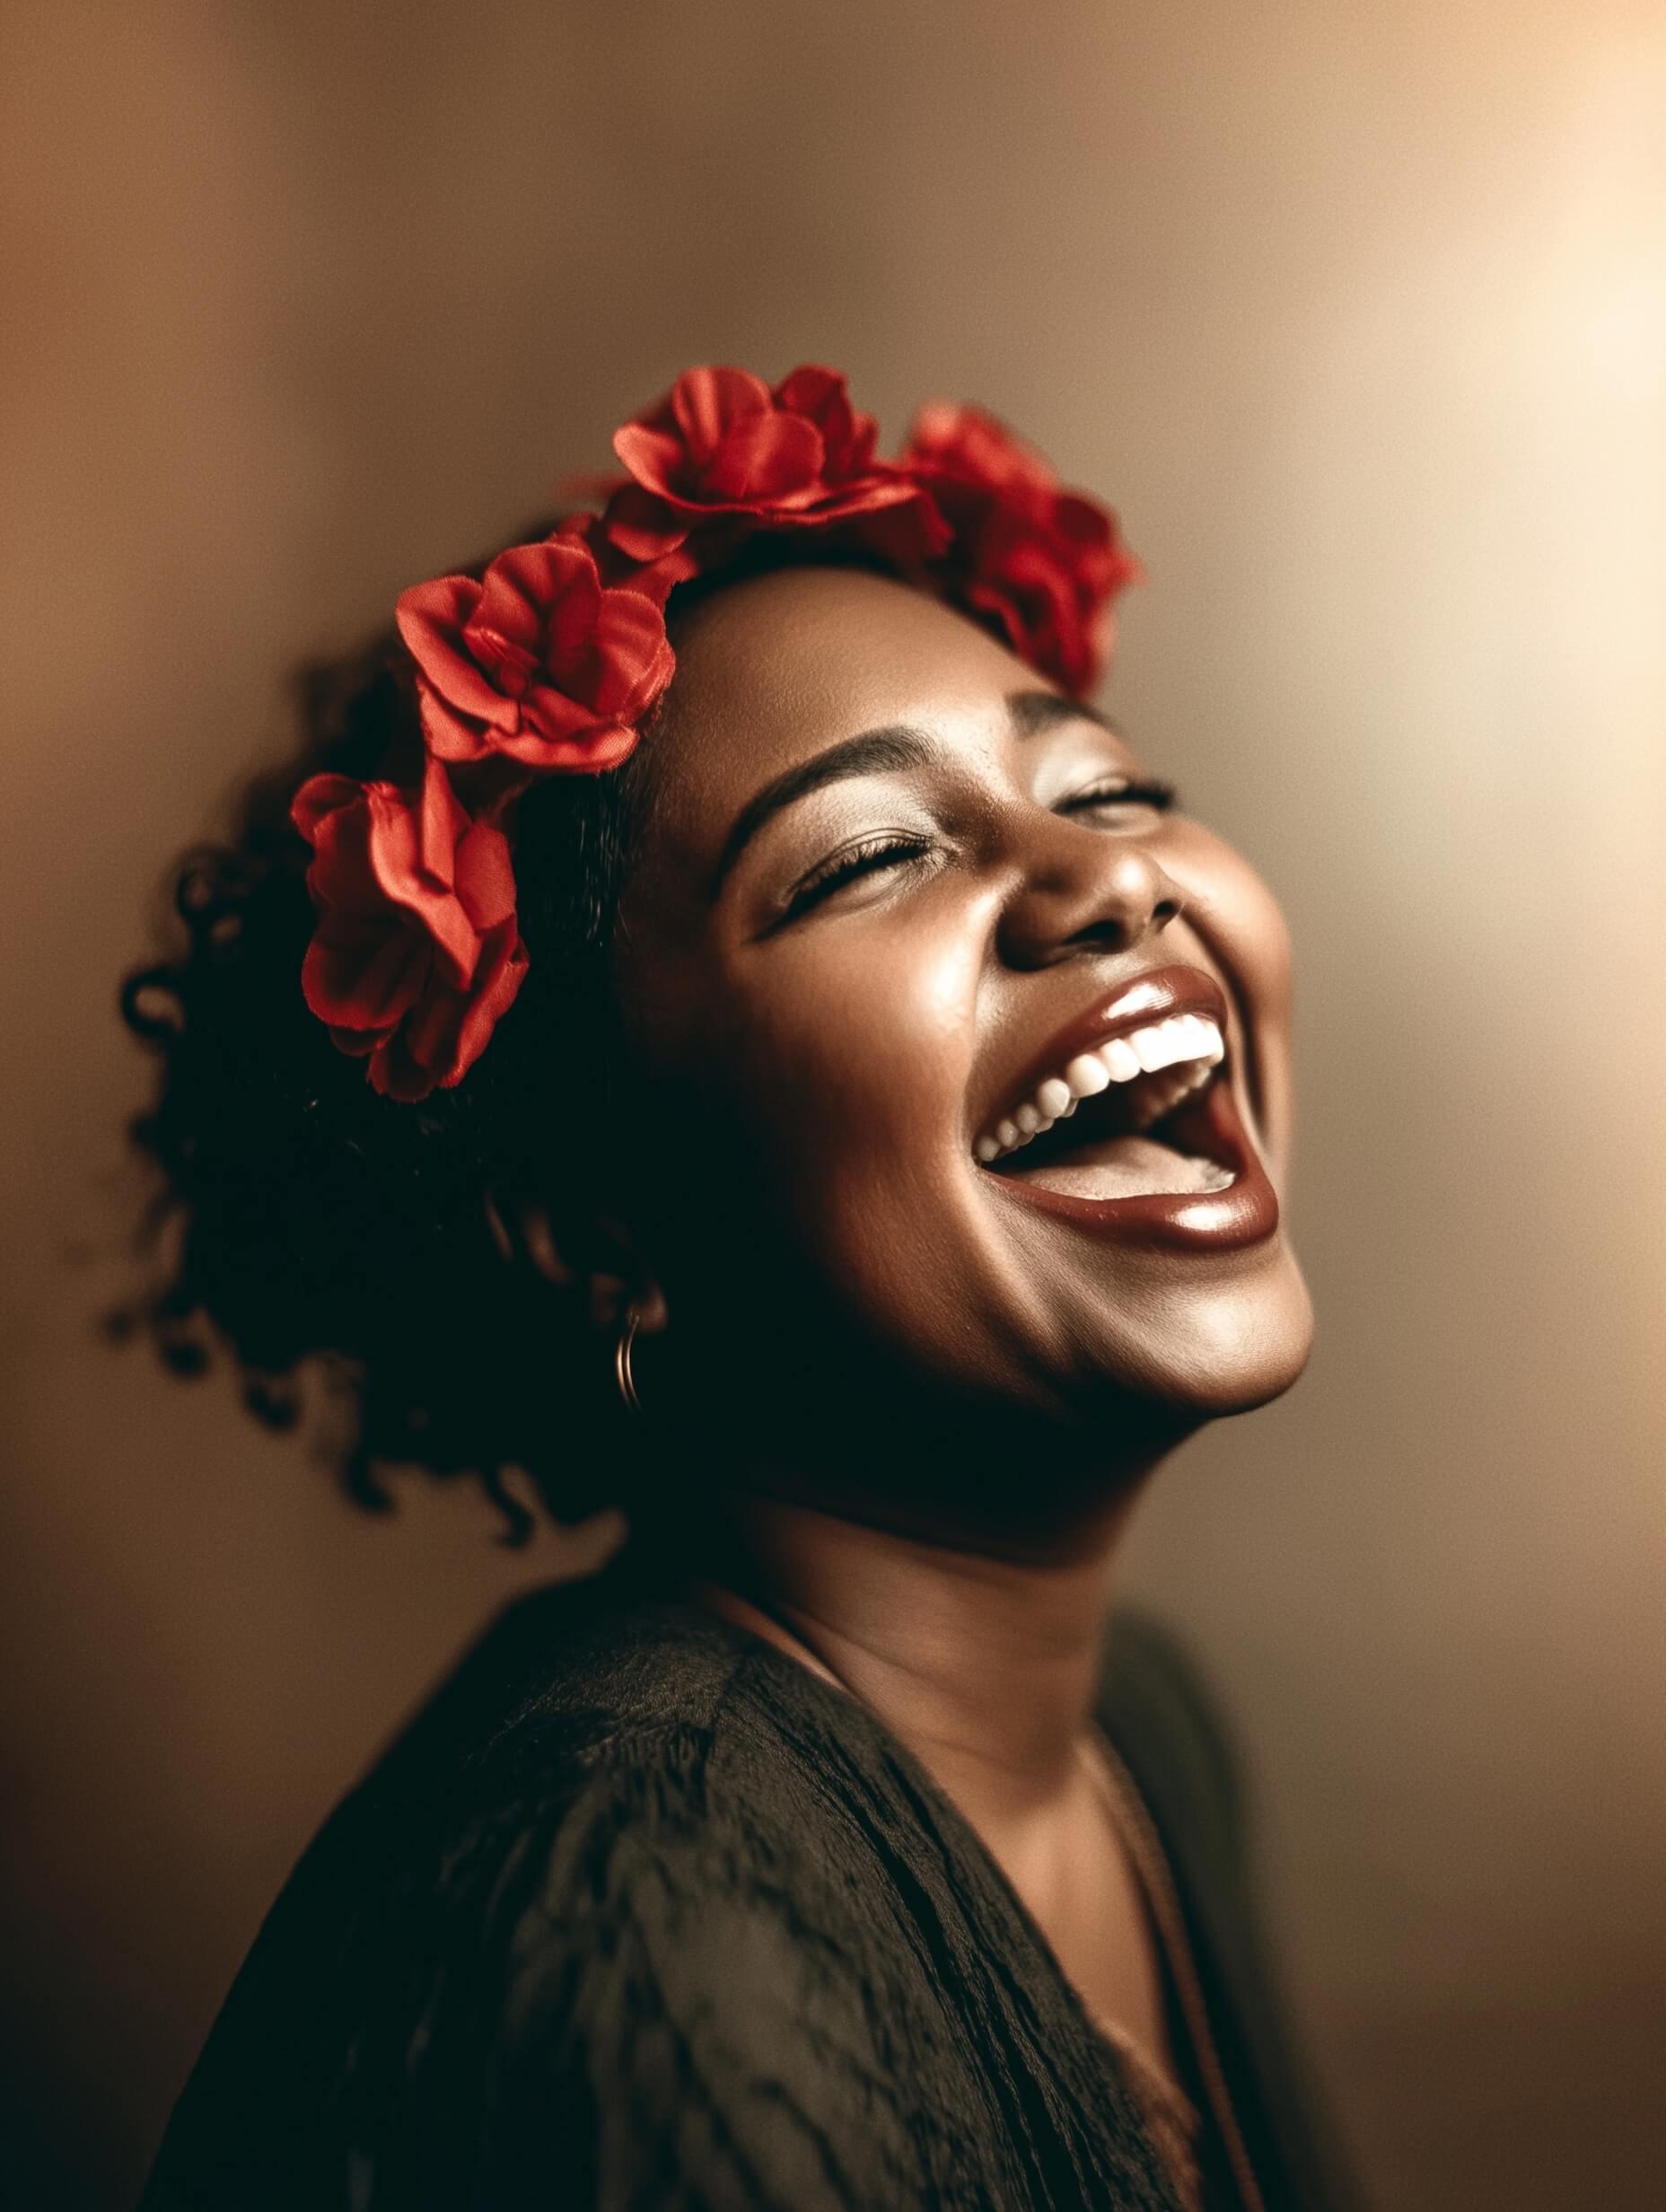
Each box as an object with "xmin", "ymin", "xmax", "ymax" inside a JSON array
[{"xmin": 691, "ymin": 1599, "xmax": 1208, "ymax": 2211}]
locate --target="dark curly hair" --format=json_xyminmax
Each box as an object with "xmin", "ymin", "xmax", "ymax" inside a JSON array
[
  {"xmin": 118, "ymin": 551, "xmax": 689, "ymax": 1542},
  {"xmin": 120, "ymin": 533, "xmax": 899, "ymax": 1540}
]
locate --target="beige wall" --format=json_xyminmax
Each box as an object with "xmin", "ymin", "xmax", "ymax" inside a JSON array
[{"xmin": 3, "ymin": 4, "xmax": 1662, "ymax": 2206}]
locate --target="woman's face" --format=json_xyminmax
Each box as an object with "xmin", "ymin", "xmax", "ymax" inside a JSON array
[{"xmin": 611, "ymin": 566, "xmax": 1311, "ymax": 1496}]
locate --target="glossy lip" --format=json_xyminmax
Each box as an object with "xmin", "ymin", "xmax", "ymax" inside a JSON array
[{"xmin": 974, "ymin": 961, "xmax": 1281, "ymax": 1255}]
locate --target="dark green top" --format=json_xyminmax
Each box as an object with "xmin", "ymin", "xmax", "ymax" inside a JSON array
[{"xmin": 141, "ymin": 1567, "xmax": 1360, "ymax": 2209}]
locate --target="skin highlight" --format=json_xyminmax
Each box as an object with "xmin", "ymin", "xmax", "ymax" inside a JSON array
[{"xmin": 559, "ymin": 565, "xmax": 1313, "ymax": 2085}]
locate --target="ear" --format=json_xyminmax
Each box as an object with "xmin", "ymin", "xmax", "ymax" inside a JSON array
[
  {"xmin": 586, "ymin": 1270, "xmax": 671, "ymax": 1337},
  {"xmin": 503, "ymin": 1196, "xmax": 670, "ymax": 1339}
]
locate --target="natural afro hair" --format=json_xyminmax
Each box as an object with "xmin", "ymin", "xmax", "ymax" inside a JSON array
[
  {"xmin": 118, "ymin": 534, "xmax": 905, "ymax": 1537},
  {"xmin": 119, "ymin": 601, "xmax": 655, "ymax": 1542}
]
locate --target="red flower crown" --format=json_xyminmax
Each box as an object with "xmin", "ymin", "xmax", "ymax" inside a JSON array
[{"xmin": 293, "ymin": 365, "xmax": 1141, "ymax": 1101}]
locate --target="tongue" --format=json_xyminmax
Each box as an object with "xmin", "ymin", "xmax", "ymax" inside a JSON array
[{"xmin": 999, "ymin": 1132, "xmax": 1232, "ymax": 1200}]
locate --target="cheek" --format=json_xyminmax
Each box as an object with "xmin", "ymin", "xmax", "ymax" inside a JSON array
[
  {"xmin": 741, "ymin": 897, "xmax": 992, "ymax": 1176},
  {"xmin": 631, "ymin": 897, "xmax": 1013, "ymax": 1378},
  {"xmin": 637, "ymin": 889, "xmax": 995, "ymax": 1223},
  {"xmin": 1162, "ymin": 824, "xmax": 1297, "ymax": 1177}
]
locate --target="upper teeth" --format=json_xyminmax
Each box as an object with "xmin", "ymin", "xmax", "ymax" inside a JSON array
[{"xmin": 974, "ymin": 1014, "xmax": 1225, "ymax": 1164}]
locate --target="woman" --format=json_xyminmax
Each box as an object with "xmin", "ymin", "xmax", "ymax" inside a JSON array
[{"xmin": 127, "ymin": 366, "xmax": 1357, "ymax": 2209}]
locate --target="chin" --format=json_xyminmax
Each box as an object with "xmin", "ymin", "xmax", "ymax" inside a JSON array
[{"xmin": 1081, "ymin": 1242, "xmax": 1315, "ymax": 1427}]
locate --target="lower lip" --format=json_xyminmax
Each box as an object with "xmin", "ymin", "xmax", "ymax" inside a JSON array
[{"xmin": 981, "ymin": 1075, "xmax": 1281, "ymax": 1254}]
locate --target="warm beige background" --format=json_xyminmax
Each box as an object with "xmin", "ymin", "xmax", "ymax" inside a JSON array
[{"xmin": 3, "ymin": 3, "xmax": 1662, "ymax": 2207}]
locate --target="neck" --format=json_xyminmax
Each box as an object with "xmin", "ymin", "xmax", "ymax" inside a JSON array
[{"xmin": 673, "ymin": 1471, "xmax": 1154, "ymax": 1828}]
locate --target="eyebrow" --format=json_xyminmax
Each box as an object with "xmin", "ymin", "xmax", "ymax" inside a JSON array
[
  {"xmin": 1007, "ymin": 688, "xmax": 1118, "ymax": 739},
  {"xmin": 709, "ymin": 725, "xmax": 934, "ymax": 895},
  {"xmin": 709, "ymin": 689, "xmax": 1116, "ymax": 897}
]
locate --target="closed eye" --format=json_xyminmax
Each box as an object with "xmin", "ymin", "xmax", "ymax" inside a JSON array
[
  {"xmin": 779, "ymin": 833, "xmax": 935, "ymax": 923},
  {"xmin": 1060, "ymin": 777, "xmax": 1178, "ymax": 818}
]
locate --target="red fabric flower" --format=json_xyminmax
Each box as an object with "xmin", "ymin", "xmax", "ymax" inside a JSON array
[
  {"xmin": 395, "ymin": 537, "xmax": 674, "ymax": 772},
  {"xmin": 550, "ymin": 510, "xmax": 686, "ymax": 610},
  {"xmin": 292, "ymin": 759, "xmax": 528, "ymax": 1101},
  {"xmin": 599, "ymin": 364, "xmax": 947, "ymax": 578},
  {"xmin": 286, "ymin": 364, "xmax": 1148, "ymax": 1102},
  {"xmin": 900, "ymin": 402, "xmax": 1141, "ymax": 697}
]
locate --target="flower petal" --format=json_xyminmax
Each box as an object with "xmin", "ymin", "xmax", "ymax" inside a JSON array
[
  {"xmin": 416, "ymin": 679, "xmax": 494, "ymax": 763},
  {"xmin": 447, "ymin": 922, "xmax": 528, "ymax": 1078},
  {"xmin": 451, "ymin": 818, "xmax": 518, "ymax": 935},
  {"xmin": 416, "ymin": 755, "xmax": 468, "ymax": 883},
  {"xmin": 704, "ymin": 409, "xmax": 823, "ymax": 505},
  {"xmin": 669, "ymin": 365, "xmax": 772, "ymax": 461},
  {"xmin": 291, "ymin": 773, "xmax": 362, "ymax": 848},
  {"xmin": 597, "ymin": 479, "xmax": 691, "ymax": 560},
  {"xmin": 347, "ymin": 775, "xmax": 478, "ymax": 982},
  {"xmin": 487, "ymin": 540, "xmax": 599, "ymax": 654},
  {"xmin": 520, "ymin": 721, "xmax": 640, "ymax": 774},
  {"xmin": 367, "ymin": 1033, "xmax": 440, "ymax": 1102},
  {"xmin": 773, "ymin": 365, "xmax": 878, "ymax": 477},
  {"xmin": 396, "ymin": 576, "xmax": 514, "ymax": 727},
  {"xmin": 302, "ymin": 924, "xmax": 429, "ymax": 1032},
  {"xmin": 610, "ymin": 426, "xmax": 690, "ymax": 505},
  {"xmin": 586, "ymin": 589, "xmax": 677, "ymax": 721},
  {"xmin": 327, "ymin": 1023, "xmax": 385, "ymax": 1058}
]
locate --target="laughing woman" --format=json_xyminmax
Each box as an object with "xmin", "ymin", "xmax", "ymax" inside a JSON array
[{"xmin": 128, "ymin": 368, "xmax": 1359, "ymax": 2212}]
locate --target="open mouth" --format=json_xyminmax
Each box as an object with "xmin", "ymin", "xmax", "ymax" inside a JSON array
[
  {"xmin": 969, "ymin": 964, "xmax": 1279, "ymax": 1252},
  {"xmin": 975, "ymin": 1009, "xmax": 1234, "ymax": 1200}
]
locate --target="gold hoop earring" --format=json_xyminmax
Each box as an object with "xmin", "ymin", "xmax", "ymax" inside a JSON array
[{"xmin": 614, "ymin": 1303, "xmax": 645, "ymax": 1417}]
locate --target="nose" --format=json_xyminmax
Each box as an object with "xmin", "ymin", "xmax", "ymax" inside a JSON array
[{"xmin": 995, "ymin": 817, "xmax": 1184, "ymax": 970}]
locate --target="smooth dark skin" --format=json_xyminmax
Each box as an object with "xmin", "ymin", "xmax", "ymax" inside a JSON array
[{"xmin": 554, "ymin": 566, "xmax": 1312, "ymax": 2091}]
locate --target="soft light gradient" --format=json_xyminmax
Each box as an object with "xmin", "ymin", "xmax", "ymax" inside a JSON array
[{"xmin": 2, "ymin": 4, "xmax": 1662, "ymax": 2206}]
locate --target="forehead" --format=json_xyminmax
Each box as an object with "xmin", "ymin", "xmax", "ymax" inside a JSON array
[{"xmin": 644, "ymin": 565, "xmax": 1041, "ymax": 827}]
